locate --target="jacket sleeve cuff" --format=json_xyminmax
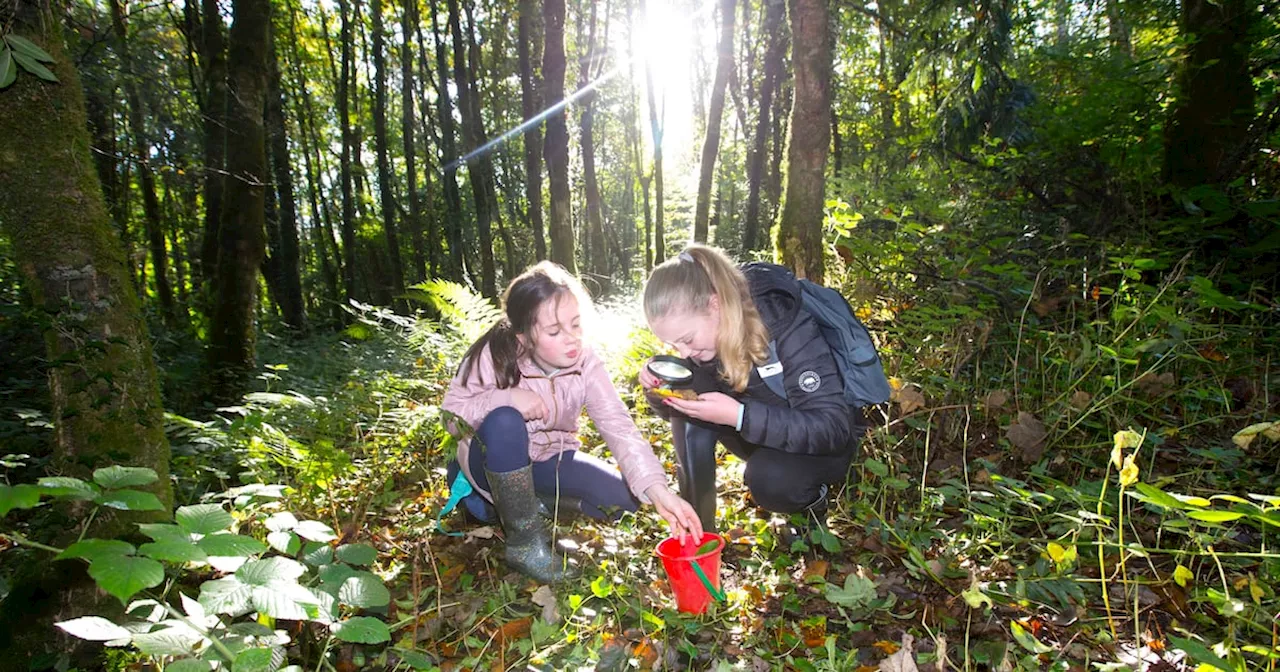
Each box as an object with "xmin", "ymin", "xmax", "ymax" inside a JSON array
[{"xmin": 734, "ymin": 402, "xmax": 745, "ymax": 431}]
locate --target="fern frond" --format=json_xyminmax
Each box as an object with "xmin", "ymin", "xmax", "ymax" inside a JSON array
[{"xmin": 408, "ymin": 280, "xmax": 503, "ymax": 343}]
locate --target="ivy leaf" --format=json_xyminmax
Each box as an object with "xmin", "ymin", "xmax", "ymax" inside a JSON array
[
  {"xmin": 140, "ymin": 540, "xmax": 209, "ymax": 564},
  {"xmin": 11, "ymin": 51, "xmax": 57, "ymax": 83},
  {"xmin": 37, "ymin": 477, "xmax": 98, "ymax": 500},
  {"xmin": 176, "ymin": 504, "xmax": 234, "ymax": 534},
  {"xmin": 334, "ymin": 543, "xmax": 377, "ymax": 566},
  {"xmin": 338, "ymin": 572, "xmax": 391, "ymax": 608},
  {"xmin": 88, "ymin": 555, "xmax": 165, "ymax": 604},
  {"xmin": 55, "ymin": 616, "xmax": 132, "ymax": 641},
  {"xmin": 95, "ymin": 489, "xmax": 165, "ymax": 511},
  {"xmin": 92, "ymin": 466, "xmax": 159, "ymax": 489},
  {"xmin": 0, "ymin": 483, "xmax": 42, "ymax": 516},
  {"xmin": 331, "ymin": 616, "xmax": 391, "ymax": 644},
  {"xmin": 0, "ymin": 48, "xmax": 15, "ymax": 89},
  {"xmin": 56, "ymin": 539, "xmax": 135, "ymax": 563},
  {"xmin": 4, "ymin": 34, "xmax": 56, "ymax": 63}
]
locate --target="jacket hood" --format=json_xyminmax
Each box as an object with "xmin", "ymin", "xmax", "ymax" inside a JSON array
[{"xmin": 742, "ymin": 262, "xmax": 801, "ymax": 334}]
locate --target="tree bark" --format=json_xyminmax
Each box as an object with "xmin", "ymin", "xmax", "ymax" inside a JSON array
[
  {"xmin": 265, "ymin": 12, "xmax": 307, "ymax": 331},
  {"xmin": 0, "ymin": 0, "xmax": 172, "ymax": 518},
  {"xmin": 693, "ymin": 0, "xmax": 736, "ymax": 244},
  {"xmin": 337, "ymin": 0, "xmax": 359, "ymax": 301},
  {"xmin": 401, "ymin": 0, "xmax": 427, "ymax": 282},
  {"xmin": 449, "ymin": 0, "xmax": 498, "ymax": 297},
  {"xmin": 543, "ymin": 0, "xmax": 576, "ymax": 272},
  {"xmin": 1162, "ymin": 0, "xmax": 1256, "ymax": 189},
  {"xmin": 776, "ymin": 0, "xmax": 829, "ymax": 282},
  {"xmin": 429, "ymin": 0, "xmax": 467, "ymax": 281},
  {"xmin": 84, "ymin": 73, "xmax": 134, "ymax": 290},
  {"xmin": 208, "ymin": 0, "xmax": 271, "ymax": 401},
  {"xmin": 1107, "ymin": 0, "xmax": 1132, "ymax": 58},
  {"xmin": 639, "ymin": 0, "xmax": 665, "ymax": 265},
  {"xmin": 199, "ymin": 0, "xmax": 228, "ymax": 299},
  {"xmin": 518, "ymin": 0, "xmax": 547, "ymax": 261},
  {"xmin": 578, "ymin": 0, "xmax": 608, "ymax": 282},
  {"xmin": 372, "ymin": 0, "xmax": 406, "ymax": 305}
]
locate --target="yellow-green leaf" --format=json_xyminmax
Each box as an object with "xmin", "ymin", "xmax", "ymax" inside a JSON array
[
  {"xmin": 962, "ymin": 579, "xmax": 992, "ymax": 610},
  {"xmin": 1173, "ymin": 564, "xmax": 1193, "ymax": 587},
  {"xmin": 1119, "ymin": 454, "xmax": 1139, "ymax": 487},
  {"xmin": 1232, "ymin": 421, "xmax": 1276, "ymax": 449},
  {"xmin": 1112, "ymin": 429, "xmax": 1142, "ymax": 468},
  {"xmin": 1186, "ymin": 510, "xmax": 1245, "ymax": 523}
]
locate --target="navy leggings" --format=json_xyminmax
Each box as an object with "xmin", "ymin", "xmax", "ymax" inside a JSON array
[{"xmin": 448, "ymin": 406, "xmax": 640, "ymax": 521}]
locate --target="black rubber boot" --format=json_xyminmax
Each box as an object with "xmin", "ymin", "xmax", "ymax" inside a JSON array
[
  {"xmin": 485, "ymin": 465, "xmax": 580, "ymax": 583},
  {"xmin": 537, "ymin": 494, "xmax": 586, "ymax": 523},
  {"xmin": 671, "ymin": 415, "xmax": 720, "ymax": 533},
  {"xmin": 779, "ymin": 484, "xmax": 831, "ymax": 548}
]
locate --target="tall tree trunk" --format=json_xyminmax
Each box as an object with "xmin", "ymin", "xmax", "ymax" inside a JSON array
[
  {"xmin": 429, "ymin": 0, "xmax": 467, "ymax": 281},
  {"xmin": 1107, "ymin": 0, "xmax": 1132, "ymax": 58},
  {"xmin": 84, "ymin": 80, "xmax": 135, "ymax": 290},
  {"xmin": 401, "ymin": 0, "xmax": 427, "ymax": 282},
  {"xmin": 199, "ymin": 0, "xmax": 228, "ymax": 299},
  {"xmin": 579, "ymin": 0, "xmax": 607, "ymax": 282},
  {"xmin": 626, "ymin": 6, "xmax": 653, "ymax": 273},
  {"xmin": 372, "ymin": 0, "xmax": 406, "ymax": 305},
  {"xmin": 0, "ymin": 0, "xmax": 172, "ymax": 527},
  {"xmin": 449, "ymin": 0, "xmax": 497, "ymax": 297},
  {"xmin": 543, "ymin": 0, "xmax": 576, "ymax": 272},
  {"xmin": 518, "ymin": 0, "xmax": 547, "ymax": 261},
  {"xmin": 693, "ymin": 0, "xmax": 736, "ymax": 244},
  {"xmin": 208, "ymin": 0, "xmax": 271, "ymax": 401},
  {"xmin": 337, "ymin": 0, "xmax": 359, "ymax": 301},
  {"xmin": 412, "ymin": 11, "xmax": 443, "ymax": 277},
  {"xmin": 640, "ymin": 0, "xmax": 665, "ymax": 265},
  {"xmin": 776, "ymin": 0, "xmax": 828, "ymax": 282},
  {"xmin": 265, "ymin": 14, "xmax": 306, "ymax": 331},
  {"xmin": 1162, "ymin": 0, "xmax": 1255, "ymax": 189}
]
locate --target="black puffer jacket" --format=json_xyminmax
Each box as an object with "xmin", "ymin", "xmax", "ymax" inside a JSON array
[{"xmin": 688, "ymin": 263, "xmax": 857, "ymax": 456}]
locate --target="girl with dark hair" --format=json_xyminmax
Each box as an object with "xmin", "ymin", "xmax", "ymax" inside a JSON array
[{"xmin": 442, "ymin": 262, "xmax": 702, "ymax": 583}]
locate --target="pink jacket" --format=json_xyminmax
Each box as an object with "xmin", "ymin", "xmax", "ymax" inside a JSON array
[{"xmin": 441, "ymin": 343, "xmax": 667, "ymax": 504}]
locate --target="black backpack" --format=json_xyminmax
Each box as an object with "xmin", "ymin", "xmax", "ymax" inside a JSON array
[{"xmin": 757, "ymin": 278, "xmax": 891, "ymax": 408}]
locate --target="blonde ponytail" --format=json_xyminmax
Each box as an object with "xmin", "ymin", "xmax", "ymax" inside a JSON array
[{"xmin": 643, "ymin": 244, "xmax": 770, "ymax": 391}]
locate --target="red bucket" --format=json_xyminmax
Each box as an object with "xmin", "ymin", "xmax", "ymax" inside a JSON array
[{"xmin": 655, "ymin": 532, "xmax": 724, "ymax": 614}]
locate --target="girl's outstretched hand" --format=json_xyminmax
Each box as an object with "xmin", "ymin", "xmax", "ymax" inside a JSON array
[
  {"xmin": 638, "ymin": 357, "xmax": 661, "ymax": 391},
  {"xmin": 646, "ymin": 485, "xmax": 704, "ymax": 544},
  {"xmin": 662, "ymin": 392, "xmax": 741, "ymax": 427}
]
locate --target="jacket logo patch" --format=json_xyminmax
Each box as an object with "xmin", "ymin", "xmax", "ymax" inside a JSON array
[{"xmin": 798, "ymin": 370, "xmax": 821, "ymax": 393}]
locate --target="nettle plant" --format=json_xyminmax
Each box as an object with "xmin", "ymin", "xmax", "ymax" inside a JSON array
[{"xmin": 1, "ymin": 467, "xmax": 402, "ymax": 671}]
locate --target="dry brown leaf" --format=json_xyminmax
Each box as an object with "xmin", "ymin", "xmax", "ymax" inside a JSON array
[
  {"xmin": 879, "ymin": 633, "xmax": 919, "ymax": 672},
  {"xmin": 530, "ymin": 585, "xmax": 559, "ymax": 623},
  {"xmin": 494, "ymin": 617, "xmax": 531, "ymax": 645},
  {"xmin": 894, "ymin": 387, "xmax": 926, "ymax": 414},
  {"xmin": 801, "ymin": 618, "xmax": 827, "ymax": 648},
  {"xmin": 1006, "ymin": 412, "xmax": 1047, "ymax": 463},
  {"xmin": 1135, "ymin": 372, "xmax": 1175, "ymax": 398},
  {"xmin": 1032, "ymin": 296, "xmax": 1063, "ymax": 317},
  {"xmin": 1070, "ymin": 390, "xmax": 1092, "ymax": 410},
  {"xmin": 633, "ymin": 638, "xmax": 659, "ymax": 670},
  {"xmin": 984, "ymin": 389, "xmax": 1009, "ymax": 412},
  {"xmin": 801, "ymin": 559, "xmax": 830, "ymax": 584}
]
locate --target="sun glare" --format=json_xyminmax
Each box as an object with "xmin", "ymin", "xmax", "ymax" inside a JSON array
[{"xmin": 627, "ymin": 0, "xmax": 698, "ymax": 163}]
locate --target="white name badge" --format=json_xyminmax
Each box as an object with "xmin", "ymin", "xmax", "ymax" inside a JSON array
[{"xmin": 757, "ymin": 362, "xmax": 784, "ymax": 377}]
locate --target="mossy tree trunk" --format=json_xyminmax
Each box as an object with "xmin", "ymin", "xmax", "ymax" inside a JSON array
[
  {"xmin": 776, "ymin": 0, "xmax": 828, "ymax": 282},
  {"xmin": 518, "ymin": 0, "xmax": 546, "ymax": 261},
  {"xmin": 543, "ymin": 0, "xmax": 577, "ymax": 273},
  {"xmin": 207, "ymin": 0, "xmax": 270, "ymax": 402},
  {"xmin": 371, "ymin": 0, "xmax": 406, "ymax": 305},
  {"xmin": 744, "ymin": 0, "xmax": 784, "ymax": 253},
  {"xmin": 0, "ymin": 0, "xmax": 172, "ymax": 517},
  {"xmin": 693, "ymin": 0, "xmax": 735, "ymax": 245}
]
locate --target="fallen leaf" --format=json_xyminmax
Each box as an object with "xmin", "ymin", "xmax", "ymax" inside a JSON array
[
  {"xmin": 1032, "ymin": 296, "xmax": 1062, "ymax": 317},
  {"xmin": 962, "ymin": 578, "xmax": 992, "ymax": 610},
  {"xmin": 1173, "ymin": 564, "xmax": 1194, "ymax": 588},
  {"xmin": 1006, "ymin": 412, "xmax": 1047, "ymax": 462},
  {"xmin": 1069, "ymin": 390, "xmax": 1092, "ymax": 410},
  {"xmin": 1232, "ymin": 421, "xmax": 1278, "ymax": 449},
  {"xmin": 1134, "ymin": 371, "xmax": 1174, "ymax": 398},
  {"xmin": 801, "ymin": 619, "xmax": 827, "ymax": 648},
  {"xmin": 633, "ymin": 638, "xmax": 659, "ymax": 669},
  {"xmin": 984, "ymin": 389, "xmax": 1009, "ymax": 412},
  {"xmin": 467, "ymin": 526, "xmax": 496, "ymax": 540},
  {"xmin": 878, "ymin": 633, "xmax": 918, "ymax": 672},
  {"xmin": 1196, "ymin": 343, "xmax": 1226, "ymax": 362},
  {"xmin": 801, "ymin": 559, "xmax": 829, "ymax": 584},
  {"xmin": 494, "ymin": 617, "xmax": 531, "ymax": 645},
  {"xmin": 894, "ymin": 387, "xmax": 926, "ymax": 414},
  {"xmin": 530, "ymin": 585, "xmax": 559, "ymax": 623},
  {"xmin": 873, "ymin": 640, "xmax": 901, "ymax": 655}
]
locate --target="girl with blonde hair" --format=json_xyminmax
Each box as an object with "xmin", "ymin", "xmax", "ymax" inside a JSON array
[{"xmin": 640, "ymin": 245, "xmax": 860, "ymax": 532}]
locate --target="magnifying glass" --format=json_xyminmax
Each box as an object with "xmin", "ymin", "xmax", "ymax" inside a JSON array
[{"xmin": 647, "ymin": 355, "xmax": 694, "ymax": 388}]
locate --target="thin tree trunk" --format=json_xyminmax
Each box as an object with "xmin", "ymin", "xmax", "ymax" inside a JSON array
[
  {"xmin": 543, "ymin": 0, "xmax": 576, "ymax": 272},
  {"xmin": 449, "ymin": 0, "xmax": 497, "ymax": 298},
  {"xmin": 209, "ymin": 0, "xmax": 271, "ymax": 401},
  {"xmin": 265, "ymin": 14, "xmax": 307, "ymax": 331},
  {"xmin": 776, "ymin": 0, "xmax": 829, "ymax": 282},
  {"xmin": 693, "ymin": 0, "xmax": 736, "ymax": 244},
  {"xmin": 337, "ymin": 0, "xmax": 358, "ymax": 301},
  {"xmin": 413, "ymin": 11, "xmax": 443, "ymax": 278},
  {"xmin": 199, "ymin": 0, "xmax": 228, "ymax": 300},
  {"xmin": 429, "ymin": 0, "xmax": 467, "ymax": 281},
  {"xmin": 372, "ymin": 0, "xmax": 406, "ymax": 305},
  {"xmin": 626, "ymin": 6, "xmax": 653, "ymax": 273},
  {"xmin": 639, "ymin": 0, "xmax": 665, "ymax": 265},
  {"xmin": 1107, "ymin": 0, "xmax": 1132, "ymax": 58},
  {"xmin": 401, "ymin": 0, "xmax": 427, "ymax": 282},
  {"xmin": 578, "ymin": 0, "xmax": 607, "ymax": 281},
  {"xmin": 743, "ymin": 0, "xmax": 782, "ymax": 252},
  {"xmin": 518, "ymin": 0, "xmax": 547, "ymax": 261}
]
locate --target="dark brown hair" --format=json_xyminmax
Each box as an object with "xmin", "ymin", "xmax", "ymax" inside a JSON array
[{"xmin": 457, "ymin": 261, "xmax": 591, "ymax": 388}]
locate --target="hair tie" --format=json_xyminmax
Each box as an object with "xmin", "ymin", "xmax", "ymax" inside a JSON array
[{"xmin": 678, "ymin": 250, "xmax": 695, "ymax": 263}]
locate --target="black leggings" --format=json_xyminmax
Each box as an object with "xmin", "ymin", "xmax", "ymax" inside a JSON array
[
  {"xmin": 699, "ymin": 423, "xmax": 853, "ymax": 513},
  {"xmin": 450, "ymin": 406, "xmax": 640, "ymax": 520}
]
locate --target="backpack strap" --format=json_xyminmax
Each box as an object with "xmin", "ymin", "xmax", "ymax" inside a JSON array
[{"xmin": 757, "ymin": 340, "xmax": 788, "ymax": 401}]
